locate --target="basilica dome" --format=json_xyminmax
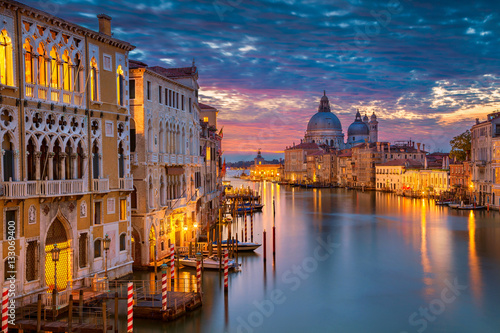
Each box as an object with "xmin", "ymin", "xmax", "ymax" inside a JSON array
[{"xmin": 307, "ymin": 112, "xmax": 342, "ymax": 132}]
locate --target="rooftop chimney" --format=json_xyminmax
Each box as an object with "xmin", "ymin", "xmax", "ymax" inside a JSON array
[
  {"xmin": 417, "ymin": 142, "xmax": 421, "ymax": 152},
  {"xmin": 97, "ymin": 14, "xmax": 112, "ymax": 36}
]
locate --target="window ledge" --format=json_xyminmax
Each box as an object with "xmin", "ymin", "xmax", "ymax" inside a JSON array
[
  {"xmin": 91, "ymin": 101, "xmax": 103, "ymax": 106},
  {"xmin": 0, "ymin": 84, "xmax": 18, "ymax": 92}
]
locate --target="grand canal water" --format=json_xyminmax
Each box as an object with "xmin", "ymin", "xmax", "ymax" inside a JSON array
[{"xmin": 132, "ymin": 177, "xmax": 500, "ymax": 332}]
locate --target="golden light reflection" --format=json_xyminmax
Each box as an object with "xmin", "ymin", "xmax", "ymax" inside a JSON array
[
  {"xmin": 420, "ymin": 200, "xmax": 433, "ymax": 297},
  {"xmin": 468, "ymin": 211, "xmax": 482, "ymax": 305}
]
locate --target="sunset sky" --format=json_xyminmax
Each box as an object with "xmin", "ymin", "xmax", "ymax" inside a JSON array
[{"xmin": 23, "ymin": 0, "xmax": 500, "ymax": 162}]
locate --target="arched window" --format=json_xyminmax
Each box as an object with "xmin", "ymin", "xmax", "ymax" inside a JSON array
[
  {"xmin": 65, "ymin": 143, "xmax": 73, "ymax": 180},
  {"xmin": 116, "ymin": 65, "xmax": 124, "ymax": 106},
  {"xmin": 27, "ymin": 137, "xmax": 36, "ymax": 180},
  {"xmin": 159, "ymin": 124, "xmax": 164, "ymax": 154},
  {"xmin": 92, "ymin": 141, "xmax": 99, "ymax": 179},
  {"xmin": 0, "ymin": 30, "xmax": 13, "ymax": 86},
  {"xmin": 120, "ymin": 233, "xmax": 126, "ymax": 252},
  {"xmin": 94, "ymin": 239, "xmax": 102, "ymax": 258},
  {"xmin": 2, "ymin": 133, "xmax": 14, "ymax": 181},
  {"xmin": 62, "ymin": 50, "xmax": 72, "ymax": 91},
  {"xmin": 148, "ymin": 177, "xmax": 154, "ymax": 208},
  {"xmin": 160, "ymin": 176, "xmax": 165, "ymax": 206},
  {"xmin": 53, "ymin": 140, "xmax": 61, "ymax": 180},
  {"xmin": 131, "ymin": 186, "xmax": 137, "ymax": 209},
  {"xmin": 90, "ymin": 57, "xmax": 98, "ymax": 101},
  {"xmin": 118, "ymin": 141, "xmax": 124, "ymax": 178},
  {"xmin": 49, "ymin": 47, "xmax": 60, "ymax": 89},
  {"xmin": 77, "ymin": 141, "xmax": 84, "ymax": 179},
  {"xmin": 37, "ymin": 43, "xmax": 48, "ymax": 87},
  {"xmin": 73, "ymin": 54, "xmax": 82, "ymax": 93},
  {"xmin": 23, "ymin": 39, "xmax": 35, "ymax": 84},
  {"xmin": 148, "ymin": 120, "xmax": 154, "ymax": 152}
]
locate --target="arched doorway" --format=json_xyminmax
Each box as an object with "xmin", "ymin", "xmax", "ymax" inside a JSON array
[
  {"xmin": 149, "ymin": 225, "xmax": 156, "ymax": 264},
  {"xmin": 45, "ymin": 219, "xmax": 71, "ymax": 291},
  {"xmin": 131, "ymin": 228, "xmax": 141, "ymax": 267}
]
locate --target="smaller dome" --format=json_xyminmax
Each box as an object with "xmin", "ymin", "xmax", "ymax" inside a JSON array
[
  {"xmin": 348, "ymin": 122, "xmax": 369, "ymax": 136},
  {"xmin": 363, "ymin": 113, "xmax": 369, "ymax": 122},
  {"xmin": 348, "ymin": 110, "xmax": 369, "ymax": 136}
]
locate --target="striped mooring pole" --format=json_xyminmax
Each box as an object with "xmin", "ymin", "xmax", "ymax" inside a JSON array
[
  {"xmin": 250, "ymin": 210, "xmax": 254, "ymax": 243},
  {"xmin": 127, "ymin": 282, "xmax": 133, "ymax": 332},
  {"xmin": 161, "ymin": 271, "xmax": 168, "ymax": 311},
  {"xmin": 244, "ymin": 213, "xmax": 248, "ymax": 242},
  {"xmin": 170, "ymin": 244, "xmax": 175, "ymax": 280},
  {"xmin": 196, "ymin": 253, "xmax": 202, "ymax": 293},
  {"xmin": 224, "ymin": 250, "xmax": 229, "ymax": 292},
  {"xmin": 2, "ymin": 287, "xmax": 8, "ymax": 333}
]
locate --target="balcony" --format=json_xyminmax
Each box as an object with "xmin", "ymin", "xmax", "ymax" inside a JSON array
[
  {"xmin": 130, "ymin": 153, "xmax": 138, "ymax": 166},
  {"xmin": 161, "ymin": 154, "xmax": 170, "ymax": 164},
  {"xmin": 93, "ymin": 178, "xmax": 109, "ymax": 193},
  {"xmin": 25, "ymin": 83, "xmax": 84, "ymax": 107},
  {"xmin": 177, "ymin": 155, "xmax": 183, "ymax": 164},
  {"xmin": 170, "ymin": 196, "xmax": 187, "ymax": 210},
  {"xmin": 119, "ymin": 177, "xmax": 134, "ymax": 191},
  {"xmin": 0, "ymin": 179, "xmax": 87, "ymax": 198},
  {"xmin": 184, "ymin": 156, "xmax": 191, "ymax": 164},
  {"xmin": 147, "ymin": 152, "xmax": 158, "ymax": 164}
]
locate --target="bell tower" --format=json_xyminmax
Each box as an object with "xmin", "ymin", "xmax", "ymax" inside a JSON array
[{"xmin": 369, "ymin": 112, "xmax": 378, "ymax": 142}]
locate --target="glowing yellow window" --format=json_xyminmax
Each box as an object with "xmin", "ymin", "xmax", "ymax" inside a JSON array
[
  {"xmin": 62, "ymin": 50, "xmax": 72, "ymax": 91},
  {"xmin": 120, "ymin": 198, "xmax": 127, "ymax": 220},
  {"xmin": 37, "ymin": 43, "xmax": 48, "ymax": 87},
  {"xmin": 203, "ymin": 117, "xmax": 209, "ymax": 122},
  {"xmin": 0, "ymin": 30, "xmax": 14, "ymax": 86},
  {"xmin": 90, "ymin": 57, "xmax": 98, "ymax": 101},
  {"xmin": 116, "ymin": 65, "xmax": 124, "ymax": 106},
  {"xmin": 50, "ymin": 47, "xmax": 60, "ymax": 88},
  {"xmin": 23, "ymin": 39, "xmax": 35, "ymax": 85}
]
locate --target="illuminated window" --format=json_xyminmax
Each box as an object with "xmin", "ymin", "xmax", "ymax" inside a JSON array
[
  {"xmin": 62, "ymin": 50, "xmax": 72, "ymax": 91},
  {"xmin": 90, "ymin": 57, "xmax": 98, "ymax": 101},
  {"xmin": 203, "ymin": 117, "xmax": 209, "ymax": 122},
  {"xmin": 73, "ymin": 54, "xmax": 82, "ymax": 92},
  {"xmin": 37, "ymin": 43, "xmax": 48, "ymax": 86},
  {"xmin": 50, "ymin": 47, "xmax": 60, "ymax": 88},
  {"xmin": 23, "ymin": 39, "xmax": 35, "ymax": 84},
  {"xmin": 0, "ymin": 30, "xmax": 13, "ymax": 86},
  {"xmin": 120, "ymin": 198, "xmax": 127, "ymax": 220},
  {"xmin": 94, "ymin": 239, "xmax": 102, "ymax": 258},
  {"xmin": 116, "ymin": 65, "xmax": 124, "ymax": 106},
  {"xmin": 26, "ymin": 241, "xmax": 39, "ymax": 281}
]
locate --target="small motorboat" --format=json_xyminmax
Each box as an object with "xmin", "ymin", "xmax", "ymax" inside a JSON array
[
  {"xmin": 436, "ymin": 200, "xmax": 454, "ymax": 205},
  {"xmin": 213, "ymin": 240, "xmax": 261, "ymax": 252},
  {"xmin": 237, "ymin": 203, "xmax": 264, "ymax": 213},
  {"xmin": 178, "ymin": 255, "xmax": 239, "ymax": 270},
  {"xmin": 448, "ymin": 203, "xmax": 460, "ymax": 209},
  {"xmin": 457, "ymin": 205, "xmax": 486, "ymax": 211}
]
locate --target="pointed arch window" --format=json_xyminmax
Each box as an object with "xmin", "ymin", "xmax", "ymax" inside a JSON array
[
  {"xmin": 0, "ymin": 30, "xmax": 13, "ymax": 86},
  {"xmin": 116, "ymin": 65, "xmax": 124, "ymax": 106},
  {"xmin": 73, "ymin": 54, "xmax": 82, "ymax": 93},
  {"xmin": 37, "ymin": 43, "xmax": 48, "ymax": 87},
  {"xmin": 50, "ymin": 47, "xmax": 60, "ymax": 89},
  {"xmin": 90, "ymin": 57, "xmax": 99, "ymax": 101},
  {"xmin": 23, "ymin": 39, "xmax": 35, "ymax": 84},
  {"xmin": 62, "ymin": 50, "xmax": 72, "ymax": 91}
]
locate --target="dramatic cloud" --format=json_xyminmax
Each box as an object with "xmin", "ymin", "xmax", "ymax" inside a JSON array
[{"xmin": 24, "ymin": 0, "xmax": 500, "ymax": 161}]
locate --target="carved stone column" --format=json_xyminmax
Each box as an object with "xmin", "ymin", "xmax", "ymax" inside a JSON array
[
  {"xmin": 34, "ymin": 151, "xmax": 42, "ymax": 181},
  {"xmin": 48, "ymin": 152, "xmax": 55, "ymax": 180},
  {"xmin": 71, "ymin": 153, "xmax": 78, "ymax": 180},
  {"xmin": 60, "ymin": 152, "xmax": 67, "ymax": 180}
]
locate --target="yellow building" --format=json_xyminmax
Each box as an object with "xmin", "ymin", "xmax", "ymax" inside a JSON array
[{"xmin": 0, "ymin": 3, "xmax": 134, "ymax": 298}]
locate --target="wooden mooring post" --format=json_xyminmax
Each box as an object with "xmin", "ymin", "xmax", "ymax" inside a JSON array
[
  {"xmin": 36, "ymin": 294, "xmax": 42, "ymax": 332},
  {"xmin": 102, "ymin": 302, "xmax": 107, "ymax": 333},
  {"xmin": 115, "ymin": 292, "xmax": 119, "ymax": 333},
  {"xmin": 68, "ymin": 294, "xmax": 73, "ymax": 333},
  {"xmin": 79, "ymin": 289, "xmax": 84, "ymax": 324}
]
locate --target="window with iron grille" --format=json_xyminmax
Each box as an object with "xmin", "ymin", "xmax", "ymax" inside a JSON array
[
  {"xmin": 94, "ymin": 239, "xmax": 102, "ymax": 258},
  {"xmin": 26, "ymin": 241, "xmax": 39, "ymax": 281},
  {"xmin": 79, "ymin": 233, "xmax": 88, "ymax": 268},
  {"xmin": 120, "ymin": 233, "xmax": 126, "ymax": 252}
]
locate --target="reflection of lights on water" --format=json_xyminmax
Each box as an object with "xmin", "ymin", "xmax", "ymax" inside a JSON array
[{"xmin": 468, "ymin": 210, "xmax": 483, "ymax": 304}]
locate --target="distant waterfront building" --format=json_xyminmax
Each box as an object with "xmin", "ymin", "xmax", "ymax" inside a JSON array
[
  {"xmin": 376, "ymin": 159, "xmax": 423, "ymax": 191},
  {"xmin": 303, "ymin": 92, "xmax": 379, "ymax": 149},
  {"xmin": 0, "ymin": 5, "xmax": 134, "ymax": 294},
  {"xmin": 471, "ymin": 113, "xmax": 500, "ymax": 205},
  {"xmin": 250, "ymin": 150, "xmax": 284, "ymax": 181},
  {"xmin": 284, "ymin": 142, "xmax": 323, "ymax": 182}
]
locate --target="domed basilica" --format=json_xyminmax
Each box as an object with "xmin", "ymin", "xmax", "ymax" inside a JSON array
[{"xmin": 304, "ymin": 92, "xmax": 378, "ymax": 149}]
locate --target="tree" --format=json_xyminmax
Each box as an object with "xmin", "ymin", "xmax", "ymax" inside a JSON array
[{"xmin": 449, "ymin": 130, "xmax": 471, "ymax": 162}]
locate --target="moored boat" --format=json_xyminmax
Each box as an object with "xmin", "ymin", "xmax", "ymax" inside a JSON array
[
  {"xmin": 213, "ymin": 240, "xmax": 261, "ymax": 252},
  {"xmin": 456, "ymin": 204, "xmax": 486, "ymax": 210},
  {"xmin": 178, "ymin": 255, "xmax": 239, "ymax": 270}
]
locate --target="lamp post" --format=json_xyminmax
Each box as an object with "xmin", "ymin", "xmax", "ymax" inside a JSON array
[
  {"xmin": 103, "ymin": 234, "xmax": 111, "ymax": 279},
  {"xmin": 51, "ymin": 243, "xmax": 60, "ymax": 319}
]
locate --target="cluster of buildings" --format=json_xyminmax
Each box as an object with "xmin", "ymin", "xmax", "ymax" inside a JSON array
[
  {"xmin": 284, "ymin": 93, "xmax": 455, "ymax": 196},
  {"xmin": 0, "ymin": 1, "xmax": 222, "ymax": 299}
]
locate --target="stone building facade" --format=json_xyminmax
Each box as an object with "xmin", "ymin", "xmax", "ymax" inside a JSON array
[{"xmin": 0, "ymin": 3, "xmax": 134, "ymax": 298}]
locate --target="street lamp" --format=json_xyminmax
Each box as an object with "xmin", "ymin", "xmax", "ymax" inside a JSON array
[
  {"xmin": 103, "ymin": 234, "xmax": 111, "ymax": 278},
  {"xmin": 51, "ymin": 243, "xmax": 60, "ymax": 319},
  {"xmin": 51, "ymin": 243, "xmax": 60, "ymax": 291}
]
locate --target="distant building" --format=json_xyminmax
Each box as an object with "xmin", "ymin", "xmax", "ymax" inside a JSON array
[
  {"xmin": 250, "ymin": 150, "xmax": 283, "ymax": 181},
  {"xmin": 376, "ymin": 159, "xmax": 423, "ymax": 192},
  {"xmin": 284, "ymin": 142, "xmax": 323, "ymax": 182}
]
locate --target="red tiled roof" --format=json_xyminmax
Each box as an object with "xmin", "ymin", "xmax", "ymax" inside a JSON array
[
  {"xmin": 286, "ymin": 142, "xmax": 321, "ymax": 150},
  {"xmin": 149, "ymin": 66, "xmax": 197, "ymax": 78},
  {"xmin": 338, "ymin": 152, "xmax": 352, "ymax": 157},
  {"xmin": 199, "ymin": 103, "xmax": 217, "ymax": 110},
  {"xmin": 130, "ymin": 59, "xmax": 148, "ymax": 69}
]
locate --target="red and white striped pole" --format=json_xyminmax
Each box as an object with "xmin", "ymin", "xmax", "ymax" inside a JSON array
[
  {"xmin": 170, "ymin": 244, "xmax": 175, "ymax": 280},
  {"xmin": 127, "ymin": 282, "xmax": 133, "ymax": 333},
  {"xmin": 244, "ymin": 213, "xmax": 247, "ymax": 242},
  {"xmin": 161, "ymin": 272, "xmax": 167, "ymax": 311},
  {"xmin": 196, "ymin": 254, "xmax": 202, "ymax": 293},
  {"xmin": 224, "ymin": 250, "xmax": 229, "ymax": 292},
  {"xmin": 2, "ymin": 287, "xmax": 8, "ymax": 333},
  {"xmin": 250, "ymin": 209, "xmax": 254, "ymax": 243}
]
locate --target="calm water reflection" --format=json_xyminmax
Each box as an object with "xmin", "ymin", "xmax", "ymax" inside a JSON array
[{"xmin": 132, "ymin": 178, "xmax": 500, "ymax": 332}]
